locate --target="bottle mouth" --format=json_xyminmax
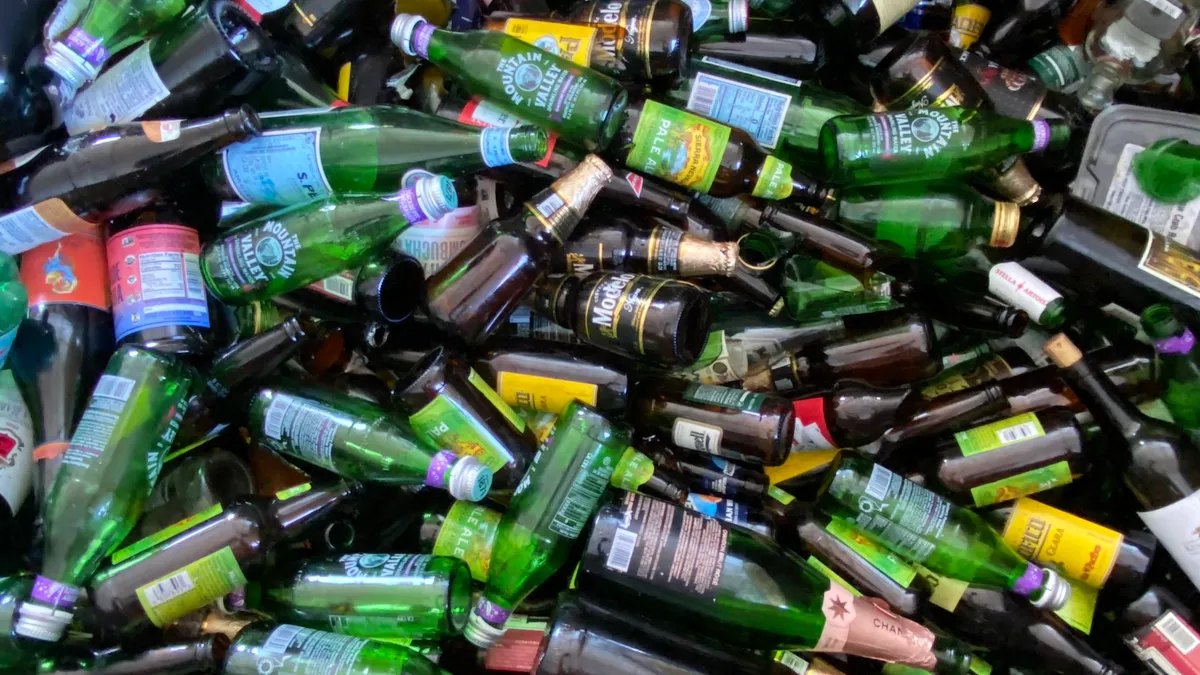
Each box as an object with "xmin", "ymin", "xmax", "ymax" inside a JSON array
[
  {"xmin": 368, "ymin": 256, "xmax": 425, "ymax": 324},
  {"xmin": 216, "ymin": 1, "xmax": 279, "ymax": 72},
  {"xmin": 673, "ymin": 290, "xmax": 711, "ymax": 366}
]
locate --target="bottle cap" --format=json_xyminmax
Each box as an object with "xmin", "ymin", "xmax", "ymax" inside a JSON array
[
  {"xmin": 464, "ymin": 611, "xmax": 507, "ymax": 648},
  {"xmin": 989, "ymin": 160, "xmax": 1042, "ymax": 206},
  {"xmin": 43, "ymin": 40, "xmax": 99, "ymax": 94},
  {"xmin": 988, "ymin": 202, "xmax": 1021, "ymax": 248},
  {"xmin": 14, "ymin": 602, "xmax": 72, "ymax": 642},
  {"xmin": 390, "ymin": 14, "xmax": 425, "ymax": 55},
  {"xmin": 1029, "ymin": 566, "xmax": 1071, "ymax": 611},
  {"xmin": 448, "ymin": 455, "xmax": 493, "ymax": 501},
  {"xmin": 414, "ymin": 175, "xmax": 458, "ymax": 221}
]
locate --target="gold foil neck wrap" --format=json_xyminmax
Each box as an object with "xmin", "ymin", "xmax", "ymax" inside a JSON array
[
  {"xmin": 537, "ymin": 154, "xmax": 613, "ymax": 240},
  {"xmin": 989, "ymin": 201, "xmax": 1021, "ymax": 248},
  {"xmin": 678, "ymin": 237, "xmax": 739, "ymax": 277},
  {"xmin": 990, "ymin": 159, "xmax": 1043, "ymax": 206},
  {"xmin": 1044, "ymin": 333, "xmax": 1083, "ymax": 368},
  {"xmin": 742, "ymin": 365, "xmax": 774, "ymax": 392},
  {"xmin": 199, "ymin": 610, "xmax": 270, "ymax": 641}
]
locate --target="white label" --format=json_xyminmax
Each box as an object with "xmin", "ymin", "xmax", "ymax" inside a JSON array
[
  {"xmin": 466, "ymin": 99, "xmax": 529, "ymax": 127},
  {"xmin": 686, "ymin": 72, "xmax": 790, "ymax": 150},
  {"xmin": 1158, "ymin": 612, "xmax": 1200, "ymax": 654},
  {"xmin": 875, "ymin": 0, "xmax": 922, "ymax": 31},
  {"xmin": 1139, "ymin": 490, "xmax": 1200, "ymax": 590},
  {"xmin": 681, "ymin": 0, "xmax": 712, "ymax": 30},
  {"xmin": 142, "ymin": 569, "xmax": 195, "ymax": 607},
  {"xmin": 93, "ymin": 375, "xmax": 136, "ymax": 402},
  {"xmin": 793, "ymin": 422, "xmax": 836, "ymax": 451},
  {"xmin": 0, "ymin": 205, "xmax": 69, "ymax": 254},
  {"xmin": 1104, "ymin": 143, "xmax": 1200, "ymax": 249},
  {"xmin": 865, "ymin": 463, "xmax": 894, "ymax": 501},
  {"xmin": 262, "ymin": 393, "xmax": 344, "ymax": 471},
  {"xmin": 0, "ymin": 372, "xmax": 33, "ymax": 513},
  {"xmin": 392, "ymin": 205, "xmax": 483, "ymax": 276},
  {"xmin": 222, "ymin": 129, "xmax": 332, "ymax": 205},
  {"xmin": 997, "ymin": 421, "xmax": 1040, "ymax": 444},
  {"xmin": 988, "ymin": 262, "xmax": 1063, "ymax": 322},
  {"xmin": 776, "ymin": 652, "xmax": 810, "ymax": 675},
  {"xmin": 63, "ymin": 44, "xmax": 171, "ymax": 135},
  {"xmin": 242, "ymin": 0, "xmax": 290, "ymax": 10},
  {"xmin": 698, "ymin": 56, "xmax": 803, "ymax": 86},
  {"xmin": 262, "ymin": 625, "xmax": 306, "ymax": 656},
  {"xmin": 728, "ymin": 0, "xmax": 749, "ymax": 32},
  {"xmin": 672, "ymin": 418, "xmax": 723, "ymax": 454},
  {"xmin": 606, "ymin": 528, "xmax": 638, "ymax": 573},
  {"xmin": 1143, "ymin": 0, "xmax": 1183, "ymax": 18},
  {"xmin": 536, "ymin": 193, "xmax": 566, "ymax": 219},
  {"xmin": 312, "ymin": 273, "xmax": 355, "ymax": 302}
]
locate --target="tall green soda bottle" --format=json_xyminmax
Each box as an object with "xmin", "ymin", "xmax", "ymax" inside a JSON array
[
  {"xmin": 0, "ymin": 253, "xmax": 26, "ymax": 367},
  {"xmin": 1141, "ymin": 304, "xmax": 1200, "ymax": 434},
  {"xmin": 44, "ymin": 0, "xmax": 197, "ymax": 101},
  {"xmin": 200, "ymin": 106, "xmax": 549, "ymax": 206},
  {"xmin": 814, "ymin": 453, "xmax": 1070, "ymax": 610},
  {"xmin": 390, "ymin": 14, "xmax": 628, "ymax": 151},
  {"xmin": 223, "ymin": 624, "xmax": 445, "ymax": 675},
  {"xmin": 201, "ymin": 174, "xmax": 457, "ymax": 303},
  {"xmin": 247, "ymin": 381, "xmax": 492, "ymax": 500},
  {"xmin": 15, "ymin": 346, "xmax": 193, "ymax": 642},
  {"xmin": 818, "ymin": 107, "xmax": 1071, "ymax": 186},
  {"xmin": 262, "ymin": 553, "xmax": 472, "ymax": 640},
  {"xmin": 464, "ymin": 400, "xmax": 630, "ymax": 648}
]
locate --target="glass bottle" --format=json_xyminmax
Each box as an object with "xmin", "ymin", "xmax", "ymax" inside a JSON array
[
  {"xmin": 809, "ymin": 0, "xmax": 921, "ymax": 43},
  {"xmin": 559, "ymin": 0, "xmax": 692, "ymax": 80},
  {"xmin": 223, "ymin": 623, "xmax": 445, "ymax": 675},
  {"xmin": 0, "ymin": 108, "xmax": 260, "ymax": 254},
  {"xmin": 1045, "ymin": 333, "xmax": 1200, "ymax": 592},
  {"xmin": 790, "ymin": 380, "xmax": 921, "ymax": 451},
  {"xmin": 691, "ymin": 18, "xmax": 826, "ymax": 80},
  {"xmin": 630, "ymin": 376, "xmax": 794, "ymax": 465},
  {"xmin": 533, "ymin": 271, "xmax": 712, "ymax": 366},
  {"xmin": 201, "ymin": 106, "xmax": 549, "ymax": 206},
  {"xmin": 47, "ymin": 637, "xmax": 230, "ymax": 675},
  {"xmin": 278, "ymin": 256, "xmax": 425, "ymax": 326},
  {"xmin": 1110, "ymin": 585, "xmax": 1200, "ymax": 675},
  {"xmin": 262, "ymin": 553, "xmax": 471, "ymax": 640},
  {"xmin": 201, "ymin": 174, "xmax": 456, "ymax": 303},
  {"xmin": 0, "ymin": 371, "xmax": 32, "ymax": 563},
  {"xmin": 16, "ymin": 346, "xmax": 193, "ymax": 642},
  {"xmin": 247, "ymin": 380, "xmax": 492, "ymax": 498},
  {"xmin": 61, "ymin": 0, "xmax": 278, "ymax": 135},
  {"xmin": 134, "ymin": 448, "xmax": 254, "ymax": 538},
  {"xmin": 473, "ymin": 346, "xmax": 629, "ymax": 415},
  {"xmin": 0, "ymin": 0, "xmax": 56, "ymax": 162},
  {"xmin": 392, "ymin": 346, "xmax": 538, "ymax": 494},
  {"xmin": 464, "ymin": 401, "xmax": 630, "ymax": 648},
  {"xmin": 815, "ymin": 453, "xmax": 1071, "ymax": 608},
  {"xmin": 555, "ymin": 219, "xmax": 737, "ymax": 278},
  {"xmin": 914, "ymin": 283, "xmax": 1029, "ymax": 338},
  {"xmin": 1141, "ymin": 303, "xmax": 1200, "ymax": 433},
  {"xmin": 782, "ymin": 258, "xmax": 901, "ymax": 321},
  {"xmin": 974, "ymin": 0, "xmax": 1076, "ymax": 64},
  {"xmin": 649, "ymin": 446, "xmax": 769, "ymax": 500},
  {"xmin": 419, "ymin": 500, "xmax": 502, "ymax": 583},
  {"xmin": 426, "ymin": 156, "xmax": 611, "ymax": 346},
  {"xmin": 919, "ymin": 345, "xmax": 1036, "ymax": 399},
  {"xmin": 612, "ymin": 446, "xmax": 691, "ymax": 504},
  {"xmin": 391, "ymin": 14, "xmax": 628, "ymax": 151}
]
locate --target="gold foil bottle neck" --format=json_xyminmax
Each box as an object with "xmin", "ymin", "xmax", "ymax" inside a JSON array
[
  {"xmin": 989, "ymin": 202, "xmax": 1021, "ymax": 248},
  {"xmin": 534, "ymin": 154, "xmax": 613, "ymax": 241},
  {"xmin": 990, "ymin": 158, "xmax": 1043, "ymax": 206},
  {"xmin": 197, "ymin": 609, "xmax": 270, "ymax": 642},
  {"xmin": 678, "ymin": 237, "xmax": 739, "ymax": 277}
]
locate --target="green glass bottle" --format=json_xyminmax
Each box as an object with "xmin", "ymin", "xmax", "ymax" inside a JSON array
[
  {"xmin": 662, "ymin": 56, "xmax": 866, "ymax": 171},
  {"xmin": 44, "ymin": 0, "xmax": 197, "ymax": 100},
  {"xmin": 0, "ymin": 253, "xmax": 27, "ymax": 367},
  {"xmin": 419, "ymin": 501, "xmax": 502, "ymax": 582},
  {"xmin": 262, "ymin": 554, "xmax": 472, "ymax": 640},
  {"xmin": 830, "ymin": 183, "xmax": 1020, "ymax": 260},
  {"xmin": 818, "ymin": 107, "xmax": 1070, "ymax": 186},
  {"xmin": 201, "ymin": 106, "xmax": 549, "ymax": 206},
  {"xmin": 1132, "ymin": 139, "xmax": 1200, "ymax": 205},
  {"xmin": 223, "ymin": 624, "xmax": 444, "ymax": 675},
  {"xmin": 200, "ymin": 174, "xmax": 457, "ymax": 304},
  {"xmin": 15, "ymin": 346, "xmax": 193, "ymax": 643},
  {"xmin": 464, "ymin": 400, "xmax": 630, "ymax": 649},
  {"xmin": 782, "ymin": 257, "xmax": 900, "ymax": 320},
  {"xmin": 0, "ymin": 575, "xmax": 34, "ymax": 671},
  {"xmin": 247, "ymin": 380, "xmax": 492, "ymax": 499},
  {"xmin": 1141, "ymin": 304, "xmax": 1200, "ymax": 433},
  {"xmin": 390, "ymin": 14, "xmax": 628, "ymax": 151},
  {"xmin": 814, "ymin": 453, "xmax": 1070, "ymax": 609}
]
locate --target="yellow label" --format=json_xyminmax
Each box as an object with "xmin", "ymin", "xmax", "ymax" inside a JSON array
[
  {"xmin": 495, "ymin": 371, "xmax": 599, "ymax": 416},
  {"xmin": 467, "ymin": 368, "xmax": 526, "ymax": 432},
  {"xmin": 337, "ymin": 62, "xmax": 352, "ymax": 102},
  {"xmin": 503, "ymin": 18, "xmax": 596, "ymax": 66},
  {"xmin": 1054, "ymin": 578, "xmax": 1098, "ymax": 634},
  {"xmin": 764, "ymin": 450, "xmax": 839, "ymax": 485},
  {"xmin": 949, "ymin": 4, "xmax": 991, "ymax": 49},
  {"xmin": 1001, "ymin": 498, "xmax": 1123, "ymax": 589},
  {"xmin": 913, "ymin": 563, "xmax": 968, "ymax": 612}
]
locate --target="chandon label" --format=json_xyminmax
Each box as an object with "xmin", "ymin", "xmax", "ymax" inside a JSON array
[{"xmin": 582, "ymin": 272, "xmax": 672, "ymax": 355}]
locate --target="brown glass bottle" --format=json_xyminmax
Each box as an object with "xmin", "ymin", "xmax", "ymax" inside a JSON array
[
  {"xmin": 87, "ymin": 482, "xmax": 361, "ymax": 638},
  {"xmin": 916, "ymin": 283, "xmax": 1030, "ymax": 338},
  {"xmin": 743, "ymin": 311, "xmax": 940, "ymax": 392},
  {"xmin": 790, "ymin": 380, "xmax": 923, "ymax": 451},
  {"xmin": 692, "ymin": 19, "xmax": 827, "ymax": 80},
  {"xmin": 630, "ymin": 376, "xmax": 795, "ymax": 465},
  {"xmin": 648, "ymin": 446, "xmax": 770, "ymax": 500},
  {"xmin": 534, "ymin": 272, "xmax": 711, "ymax": 366},
  {"xmin": 560, "ymin": 0, "xmax": 692, "ymax": 81},
  {"xmin": 277, "ymin": 255, "xmax": 426, "ymax": 325},
  {"xmin": 1106, "ymin": 585, "xmax": 1200, "ymax": 674},
  {"xmin": 918, "ymin": 345, "xmax": 1036, "ymax": 400},
  {"xmin": 473, "ymin": 346, "xmax": 629, "ymax": 415},
  {"xmin": 48, "ymin": 636, "xmax": 231, "ymax": 675},
  {"xmin": 554, "ymin": 219, "xmax": 738, "ymax": 278},
  {"xmin": 425, "ymin": 155, "xmax": 612, "ymax": 346}
]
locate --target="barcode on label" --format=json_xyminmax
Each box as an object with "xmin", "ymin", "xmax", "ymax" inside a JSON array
[
  {"xmin": 184, "ymin": 253, "xmax": 206, "ymax": 300},
  {"xmin": 537, "ymin": 193, "xmax": 566, "ymax": 219},
  {"xmin": 1157, "ymin": 612, "xmax": 1200, "ymax": 654},
  {"xmin": 143, "ymin": 570, "xmax": 194, "ymax": 607},
  {"xmin": 262, "ymin": 625, "xmax": 305, "ymax": 656},
  {"xmin": 93, "ymin": 375, "xmax": 136, "ymax": 402},
  {"xmin": 866, "ymin": 463, "xmax": 894, "ymax": 501},
  {"xmin": 606, "ymin": 528, "xmax": 638, "ymax": 573},
  {"xmin": 997, "ymin": 421, "xmax": 1040, "ymax": 444},
  {"xmin": 264, "ymin": 394, "xmax": 297, "ymax": 440},
  {"xmin": 688, "ymin": 80, "xmax": 720, "ymax": 117},
  {"xmin": 775, "ymin": 651, "xmax": 810, "ymax": 675},
  {"xmin": 321, "ymin": 274, "xmax": 355, "ymax": 301}
]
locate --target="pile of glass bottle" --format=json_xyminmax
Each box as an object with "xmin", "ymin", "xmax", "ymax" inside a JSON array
[{"xmin": 2, "ymin": 0, "xmax": 1200, "ymax": 672}]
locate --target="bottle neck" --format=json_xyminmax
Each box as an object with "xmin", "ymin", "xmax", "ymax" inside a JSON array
[
  {"xmin": 526, "ymin": 156, "xmax": 613, "ymax": 243},
  {"xmin": 1062, "ymin": 357, "xmax": 1143, "ymax": 437},
  {"xmin": 267, "ymin": 481, "xmax": 360, "ymax": 537}
]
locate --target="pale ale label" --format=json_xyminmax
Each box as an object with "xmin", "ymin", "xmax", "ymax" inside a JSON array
[
  {"xmin": 625, "ymin": 101, "xmax": 730, "ymax": 194},
  {"xmin": 432, "ymin": 502, "xmax": 501, "ymax": 582}
]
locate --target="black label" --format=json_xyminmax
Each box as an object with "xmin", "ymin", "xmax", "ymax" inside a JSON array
[
  {"xmin": 584, "ymin": 0, "xmax": 656, "ymax": 77},
  {"xmin": 957, "ymin": 51, "xmax": 1047, "ymax": 120},
  {"xmin": 582, "ymin": 272, "xmax": 671, "ymax": 355}
]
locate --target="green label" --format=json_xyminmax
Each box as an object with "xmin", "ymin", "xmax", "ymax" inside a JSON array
[
  {"xmin": 274, "ymin": 482, "xmax": 312, "ymax": 501},
  {"xmin": 955, "ymin": 412, "xmax": 1045, "ymax": 456},
  {"xmin": 751, "ymin": 155, "xmax": 794, "ymax": 200},
  {"xmin": 774, "ymin": 651, "xmax": 811, "ymax": 674},
  {"xmin": 1053, "ymin": 578, "xmax": 1097, "ymax": 634},
  {"xmin": 549, "ymin": 445, "xmax": 617, "ymax": 539},
  {"xmin": 611, "ymin": 447, "xmax": 655, "ymax": 491},
  {"xmin": 468, "ymin": 368, "xmax": 526, "ymax": 432},
  {"xmin": 969, "ymin": 461, "xmax": 1073, "ymax": 506},
  {"xmin": 625, "ymin": 100, "xmax": 731, "ymax": 194},
  {"xmin": 409, "ymin": 394, "xmax": 516, "ymax": 472},
  {"xmin": 826, "ymin": 517, "xmax": 917, "ymax": 588},
  {"xmin": 913, "ymin": 563, "xmax": 968, "ymax": 612},
  {"xmin": 805, "ymin": 556, "xmax": 862, "ymax": 596},
  {"xmin": 432, "ymin": 501, "xmax": 501, "ymax": 582},
  {"xmin": 691, "ymin": 330, "xmax": 726, "ymax": 370},
  {"xmin": 768, "ymin": 485, "xmax": 795, "ymax": 505},
  {"xmin": 682, "ymin": 382, "xmax": 766, "ymax": 412},
  {"xmin": 970, "ymin": 658, "xmax": 993, "ymax": 675},
  {"xmin": 112, "ymin": 504, "xmax": 225, "ymax": 565},
  {"xmin": 882, "ymin": 664, "xmax": 930, "ymax": 675},
  {"xmin": 136, "ymin": 546, "xmax": 247, "ymax": 628}
]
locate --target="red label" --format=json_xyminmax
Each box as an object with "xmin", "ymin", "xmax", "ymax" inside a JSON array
[
  {"xmin": 483, "ymin": 627, "xmax": 544, "ymax": 672},
  {"xmin": 458, "ymin": 97, "xmax": 557, "ymax": 168},
  {"xmin": 1130, "ymin": 611, "xmax": 1200, "ymax": 675},
  {"xmin": 625, "ymin": 172, "xmax": 644, "ymax": 197},
  {"xmin": 21, "ymin": 232, "xmax": 110, "ymax": 310},
  {"xmin": 792, "ymin": 397, "xmax": 836, "ymax": 451},
  {"xmin": 234, "ymin": 0, "xmax": 263, "ymax": 22}
]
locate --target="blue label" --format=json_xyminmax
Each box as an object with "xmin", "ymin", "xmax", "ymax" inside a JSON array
[
  {"xmin": 686, "ymin": 72, "xmax": 790, "ymax": 149},
  {"xmin": 222, "ymin": 129, "xmax": 331, "ymax": 205},
  {"xmin": 681, "ymin": 0, "xmax": 712, "ymax": 30},
  {"xmin": 686, "ymin": 493, "xmax": 748, "ymax": 525},
  {"xmin": 479, "ymin": 127, "xmax": 516, "ymax": 168},
  {"xmin": 109, "ymin": 225, "xmax": 210, "ymax": 341},
  {"xmin": 0, "ymin": 325, "xmax": 17, "ymax": 368},
  {"xmin": 900, "ymin": 0, "xmax": 951, "ymax": 28}
]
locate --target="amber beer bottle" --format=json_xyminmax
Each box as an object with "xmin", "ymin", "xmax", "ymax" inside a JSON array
[
  {"xmin": 560, "ymin": 0, "xmax": 693, "ymax": 81},
  {"xmin": 553, "ymin": 219, "xmax": 738, "ymax": 277}
]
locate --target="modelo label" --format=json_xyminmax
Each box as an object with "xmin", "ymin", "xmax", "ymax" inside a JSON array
[
  {"xmin": 580, "ymin": 0, "xmax": 657, "ymax": 77},
  {"xmin": 583, "ymin": 272, "xmax": 672, "ymax": 355},
  {"xmin": 108, "ymin": 225, "xmax": 210, "ymax": 340}
]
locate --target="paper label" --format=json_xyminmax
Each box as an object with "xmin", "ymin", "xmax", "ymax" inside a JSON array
[
  {"xmin": 686, "ymin": 71, "xmax": 790, "ymax": 150},
  {"xmin": 625, "ymin": 100, "xmax": 731, "ymax": 194},
  {"xmin": 682, "ymin": 382, "xmax": 766, "ymax": 412},
  {"xmin": 988, "ymin": 262, "xmax": 1063, "ymax": 323},
  {"xmin": 409, "ymin": 394, "xmax": 516, "ymax": 472},
  {"xmin": 874, "ymin": 0, "xmax": 921, "ymax": 32},
  {"xmin": 204, "ymin": 218, "xmax": 303, "ymax": 296},
  {"xmin": 764, "ymin": 449, "xmax": 839, "ymax": 484},
  {"xmin": 112, "ymin": 503, "xmax": 224, "ymax": 564},
  {"xmin": 489, "ymin": 41, "xmax": 602, "ymax": 131},
  {"xmin": 1106, "ymin": 143, "xmax": 1200, "ymax": 248},
  {"xmin": 752, "ymin": 155, "xmax": 794, "ymax": 200},
  {"xmin": 913, "ymin": 563, "xmax": 968, "ymax": 612},
  {"xmin": 688, "ymin": 329, "xmax": 742, "ymax": 384},
  {"xmin": 502, "ymin": 18, "xmax": 596, "ymax": 66},
  {"xmin": 141, "ymin": 120, "xmax": 181, "ymax": 143},
  {"xmin": 456, "ymin": 98, "xmax": 556, "ymax": 168},
  {"xmin": 63, "ymin": 43, "xmax": 170, "ymax": 135},
  {"xmin": 261, "ymin": 393, "xmax": 346, "ymax": 471},
  {"xmin": 238, "ymin": 625, "xmax": 368, "ymax": 675},
  {"xmin": 433, "ymin": 501, "xmax": 501, "ymax": 582},
  {"xmin": 61, "ymin": 374, "xmax": 138, "ymax": 471},
  {"xmin": 920, "ymin": 353, "xmax": 1013, "ymax": 399},
  {"xmin": 582, "ymin": 273, "xmax": 673, "ymax": 355},
  {"xmin": 611, "ymin": 447, "xmax": 655, "ymax": 491},
  {"xmin": 0, "ymin": 372, "xmax": 32, "ymax": 514},
  {"xmin": 864, "ymin": 108, "xmax": 962, "ymax": 163},
  {"xmin": 1054, "ymin": 578, "xmax": 1097, "ymax": 634},
  {"xmin": 136, "ymin": 546, "xmax": 247, "ymax": 627},
  {"xmin": 1138, "ymin": 232, "xmax": 1200, "ymax": 301},
  {"xmin": 222, "ymin": 129, "xmax": 332, "ymax": 205},
  {"xmin": 479, "ymin": 127, "xmax": 516, "ymax": 168},
  {"xmin": 826, "ymin": 517, "xmax": 917, "ymax": 588},
  {"xmin": 969, "ymin": 461, "xmax": 1073, "ymax": 507},
  {"xmin": 851, "ymin": 464, "xmax": 948, "ymax": 563},
  {"xmin": 62, "ymin": 26, "xmax": 109, "ymax": 68},
  {"xmin": 672, "ymin": 418, "xmax": 723, "ymax": 454},
  {"xmin": 274, "ymin": 483, "xmax": 311, "ymax": 501},
  {"xmin": 549, "ymin": 445, "xmax": 617, "ymax": 538},
  {"xmin": 468, "ymin": 368, "xmax": 526, "ymax": 432},
  {"xmin": 394, "ymin": 204, "xmax": 483, "ymax": 276},
  {"xmin": 949, "ymin": 3, "xmax": 990, "ymax": 48},
  {"xmin": 496, "ymin": 371, "xmax": 599, "ymax": 415},
  {"xmin": 0, "ymin": 199, "xmax": 95, "ymax": 254},
  {"xmin": 1139, "ymin": 490, "xmax": 1200, "ymax": 590},
  {"xmin": 814, "ymin": 585, "xmax": 937, "ymax": 668},
  {"xmin": 21, "ymin": 233, "xmax": 109, "ymax": 309},
  {"xmin": 1001, "ymin": 497, "xmax": 1122, "ymax": 589},
  {"xmin": 1127, "ymin": 611, "xmax": 1200, "ymax": 675},
  {"xmin": 307, "ymin": 271, "xmax": 355, "ymax": 302},
  {"xmin": 792, "ymin": 396, "xmax": 836, "ymax": 451},
  {"xmin": 954, "ymin": 412, "xmax": 1045, "ymax": 456},
  {"xmin": 108, "ymin": 225, "xmax": 210, "ymax": 340}
]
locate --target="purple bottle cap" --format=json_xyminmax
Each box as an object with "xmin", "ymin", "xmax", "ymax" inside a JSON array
[
  {"xmin": 425, "ymin": 450, "xmax": 457, "ymax": 490},
  {"xmin": 1031, "ymin": 121, "xmax": 1052, "ymax": 153},
  {"xmin": 1011, "ymin": 562, "xmax": 1045, "ymax": 597},
  {"xmin": 31, "ymin": 576, "xmax": 80, "ymax": 610},
  {"xmin": 475, "ymin": 597, "xmax": 512, "ymax": 626},
  {"xmin": 1156, "ymin": 327, "xmax": 1196, "ymax": 355}
]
